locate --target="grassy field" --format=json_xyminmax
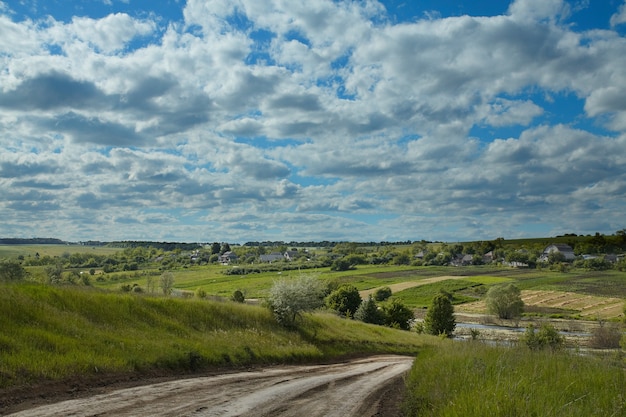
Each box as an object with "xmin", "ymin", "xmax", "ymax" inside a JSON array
[
  {"xmin": 403, "ymin": 341, "xmax": 626, "ymax": 417},
  {"xmin": 0, "ymin": 244, "xmax": 121, "ymax": 259},
  {"xmin": 0, "ymin": 283, "xmax": 428, "ymax": 390},
  {"xmin": 87, "ymin": 263, "xmax": 626, "ymax": 319}
]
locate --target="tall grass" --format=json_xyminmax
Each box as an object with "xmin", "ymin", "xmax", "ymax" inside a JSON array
[
  {"xmin": 0, "ymin": 283, "xmax": 427, "ymax": 389},
  {"xmin": 403, "ymin": 340, "xmax": 626, "ymax": 417}
]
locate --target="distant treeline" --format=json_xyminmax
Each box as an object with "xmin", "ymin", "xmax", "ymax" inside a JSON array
[
  {"xmin": 0, "ymin": 238, "xmax": 66, "ymax": 245},
  {"xmin": 105, "ymin": 241, "xmax": 203, "ymax": 251},
  {"xmin": 242, "ymin": 240, "xmax": 419, "ymax": 247}
]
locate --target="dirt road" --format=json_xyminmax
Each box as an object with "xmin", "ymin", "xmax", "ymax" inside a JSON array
[{"xmin": 6, "ymin": 356, "xmax": 413, "ymax": 417}]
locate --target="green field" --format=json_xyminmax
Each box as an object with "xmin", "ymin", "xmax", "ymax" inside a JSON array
[{"xmin": 0, "ymin": 244, "xmax": 121, "ymax": 259}]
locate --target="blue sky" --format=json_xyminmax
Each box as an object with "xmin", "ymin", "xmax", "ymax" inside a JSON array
[{"xmin": 1, "ymin": 0, "xmax": 626, "ymax": 243}]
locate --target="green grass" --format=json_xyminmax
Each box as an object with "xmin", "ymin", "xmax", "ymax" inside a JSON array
[
  {"xmin": 0, "ymin": 244, "xmax": 121, "ymax": 260},
  {"xmin": 464, "ymin": 275, "xmax": 513, "ymax": 285},
  {"xmin": 403, "ymin": 341, "xmax": 626, "ymax": 417},
  {"xmin": 393, "ymin": 279, "xmax": 483, "ymax": 308},
  {"xmin": 0, "ymin": 283, "xmax": 428, "ymax": 389}
]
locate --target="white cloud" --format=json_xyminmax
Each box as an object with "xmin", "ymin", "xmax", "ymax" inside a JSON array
[
  {"xmin": 611, "ymin": 1, "xmax": 626, "ymax": 27},
  {"xmin": 507, "ymin": 0, "xmax": 569, "ymax": 23},
  {"xmin": 1, "ymin": 1, "xmax": 626, "ymax": 242}
]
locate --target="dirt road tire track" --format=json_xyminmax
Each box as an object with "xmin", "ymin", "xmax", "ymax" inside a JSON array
[{"xmin": 5, "ymin": 355, "xmax": 413, "ymax": 417}]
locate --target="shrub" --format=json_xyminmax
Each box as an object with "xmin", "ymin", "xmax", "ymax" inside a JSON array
[
  {"xmin": 382, "ymin": 299, "xmax": 415, "ymax": 330},
  {"xmin": 589, "ymin": 321, "xmax": 622, "ymax": 349},
  {"xmin": 0, "ymin": 260, "xmax": 27, "ymax": 282},
  {"xmin": 330, "ymin": 258, "xmax": 354, "ymax": 271},
  {"xmin": 231, "ymin": 290, "xmax": 245, "ymax": 303},
  {"xmin": 522, "ymin": 324, "xmax": 564, "ymax": 351},
  {"xmin": 195, "ymin": 288, "xmax": 208, "ymax": 299},
  {"xmin": 373, "ymin": 286, "xmax": 392, "ymax": 302}
]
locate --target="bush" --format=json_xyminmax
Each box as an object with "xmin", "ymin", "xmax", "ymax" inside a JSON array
[
  {"xmin": 589, "ymin": 321, "xmax": 622, "ymax": 349},
  {"xmin": 330, "ymin": 258, "xmax": 354, "ymax": 271},
  {"xmin": 382, "ymin": 299, "xmax": 414, "ymax": 330},
  {"xmin": 325, "ymin": 284, "xmax": 362, "ymax": 317},
  {"xmin": 231, "ymin": 290, "xmax": 245, "ymax": 303},
  {"xmin": 373, "ymin": 286, "xmax": 392, "ymax": 302},
  {"xmin": 485, "ymin": 283, "xmax": 524, "ymax": 320},
  {"xmin": 0, "ymin": 260, "xmax": 27, "ymax": 282},
  {"xmin": 522, "ymin": 324, "xmax": 564, "ymax": 351},
  {"xmin": 195, "ymin": 288, "xmax": 207, "ymax": 299}
]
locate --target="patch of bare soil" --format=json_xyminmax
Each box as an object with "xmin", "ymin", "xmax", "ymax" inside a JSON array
[{"xmin": 2, "ymin": 356, "xmax": 413, "ymax": 417}]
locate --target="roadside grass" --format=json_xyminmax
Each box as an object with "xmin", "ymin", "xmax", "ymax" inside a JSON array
[
  {"xmin": 403, "ymin": 340, "xmax": 626, "ymax": 417},
  {"xmin": 0, "ymin": 283, "xmax": 427, "ymax": 389}
]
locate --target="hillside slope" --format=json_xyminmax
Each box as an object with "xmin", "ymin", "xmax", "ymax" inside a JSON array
[{"xmin": 0, "ymin": 284, "xmax": 426, "ymax": 391}]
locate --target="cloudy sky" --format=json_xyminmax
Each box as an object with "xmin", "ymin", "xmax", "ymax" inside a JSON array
[{"xmin": 1, "ymin": 0, "xmax": 626, "ymax": 243}]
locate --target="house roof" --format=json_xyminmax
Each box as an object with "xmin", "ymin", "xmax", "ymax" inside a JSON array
[{"xmin": 544, "ymin": 243, "xmax": 573, "ymax": 252}]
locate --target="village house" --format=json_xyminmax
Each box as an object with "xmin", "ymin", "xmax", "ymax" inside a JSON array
[
  {"xmin": 259, "ymin": 252, "xmax": 284, "ymax": 263},
  {"xmin": 218, "ymin": 251, "xmax": 238, "ymax": 264},
  {"xmin": 539, "ymin": 243, "xmax": 576, "ymax": 262}
]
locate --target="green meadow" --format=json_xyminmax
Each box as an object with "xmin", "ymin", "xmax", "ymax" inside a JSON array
[
  {"xmin": 0, "ymin": 283, "xmax": 427, "ymax": 389},
  {"xmin": 0, "ymin": 244, "xmax": 120, "ymax": 260}
]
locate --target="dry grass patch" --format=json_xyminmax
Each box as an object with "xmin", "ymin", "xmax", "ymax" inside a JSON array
[{"xmin": 457, "ymin": 290, "xmax": 625, "ymax": 320}]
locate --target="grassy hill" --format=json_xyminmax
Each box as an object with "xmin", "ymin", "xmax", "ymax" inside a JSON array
[{"xmin": 0, "ymin": 283, "xmax": 428, "ymax": 390}]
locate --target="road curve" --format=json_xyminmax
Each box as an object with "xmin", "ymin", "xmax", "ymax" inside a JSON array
[{"xmin": 7, "ymin": 355, "xmax": 414, "ymax": 417}]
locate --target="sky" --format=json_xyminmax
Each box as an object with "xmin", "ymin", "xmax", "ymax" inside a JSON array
[{"xmin": 1, "ymin": 0, "xmax": 626, "ymax": 244}]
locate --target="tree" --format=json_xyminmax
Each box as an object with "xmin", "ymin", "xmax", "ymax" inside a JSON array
[
  {"xmin": 0, "ymin": 260, "xmax": 27, "ymax": 282},
  {"xmin": 373, "ymin": 286, "xmax": 392, "ymax": 302},
  {"xmin": 382, "ymin": 299, "xmax": 415, "ymax": 330},
  {"xmin": 547, "ymin": 251, "xmax": 566, "ymax": 265},
  {"xmin": 231, "ymin": 290, "xmax": 245, "ymax": 303},
  {"xmin": 159, "ymin": 271, "xmax": 175, "ymax": 295},
  {"xmin": 146, "ymin": 275, "xmax": 156, "ymax": 293},
  {"xmin": 45, "ymin": 263, "xmax": 64, "ymax": 284},
  {"xmin": 330, "ymin": 258, "xmax": 354, "ymax": 271},
  {"xmin": 210, "ymin": 242, "xmax": 221, "ymax": 254},
  {"xmin": 354, "ymin": 295, "xmax": 385, "ymax": 325},
  {"xmin": 424, "ymin": 294, "xmax": 456, "ymax": 336},
  {"xmin": 485, "ymin": 284, "xmax": 524, "ymax": 320},
  {"xmin": 220, "ymin": 243, "xmax": 231, "ymax": 254},
  {"xmin": 392, "ymin": 252, "xmax": 411, "ymax": 265},
  {"xmin": 268, "ymin": 274, "xmax": 325, "ymax": 327},
  {"xmin": 325, "ymin": 284, "xmax": 362, "ymax": 317}
]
